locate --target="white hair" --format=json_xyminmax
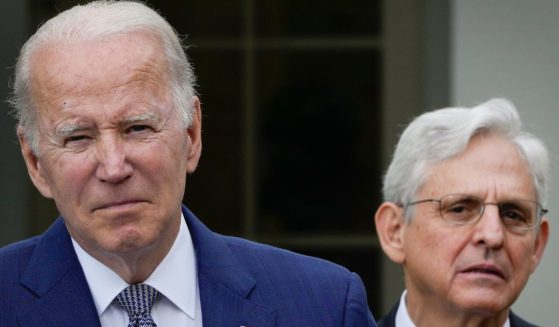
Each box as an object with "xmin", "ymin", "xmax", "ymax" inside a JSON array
[
  {"xmin": 383, "ymin": 98, "xmax": 550, "ymax": 220},
  {"xmin": 9, "ymin": 0, "xmax": 197, "ymax": 155}
]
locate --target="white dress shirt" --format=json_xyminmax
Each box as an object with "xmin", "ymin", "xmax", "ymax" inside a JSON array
[
  {"xmin": 395, "ymin": 290, "xmax": 510, "ymax": 327},
  {"xmin": 72, "ymin": 214, "xmax": 203, "ymax": 326}
]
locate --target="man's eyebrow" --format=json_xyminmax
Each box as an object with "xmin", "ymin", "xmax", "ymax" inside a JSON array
[
  {"xmin": 55, "ymin": 123, "xmax": 90, "ymax": 137},
  {"xmin": 124, "ymin": 112, "xmax": 159, "ymax": 123},
  {"xmin": 54, "ymin": 113, "xmax": 160, "ymax": 136}
]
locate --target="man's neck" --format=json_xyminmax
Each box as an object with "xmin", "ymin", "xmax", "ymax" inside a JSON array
[
  {"xmin": 404, "ymin": 291, "xmax": 510, "ymax": 327},
  {"xmin": 71, "ymin": 217, "xmax": 180, "ymax": 283}
]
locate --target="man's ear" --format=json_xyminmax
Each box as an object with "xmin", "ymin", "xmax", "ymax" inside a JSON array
[
  {"xmin": 17, "ymin": 128, "xmax": 53, "ymax": 199},
  {"xmin": 529, "ymin": 217, "xmax": 549, "ymax": 273},
  {"xmin": 375, "ymin": 202, "xmax": 407, "ymax": 264},
  {"xmin": 185, "ymin": 96, "xmax": 202, "ymax": 173}
]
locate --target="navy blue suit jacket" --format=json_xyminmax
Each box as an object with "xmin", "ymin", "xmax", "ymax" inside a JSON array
[
  {"xmin": 377, "ymin": 301, "xmax": 538, "ymax": 327},
  {"xmin": 0, "ymin": 206, "xmax": 375, "ymax": 326}
]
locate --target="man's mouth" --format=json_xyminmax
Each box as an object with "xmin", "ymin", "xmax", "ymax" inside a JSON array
[
  {"xmin": 93, "ymin": 199, "xmax": 146, "ymax": 212},
  {"xmin": 461, "ymin": 264, "xmax": 505, "ymax": 280}
]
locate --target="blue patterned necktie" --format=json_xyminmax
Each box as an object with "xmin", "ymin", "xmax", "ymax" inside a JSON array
[{"xmin": 114, "ymin": 284, "xmax": 160, "ymax": 327}]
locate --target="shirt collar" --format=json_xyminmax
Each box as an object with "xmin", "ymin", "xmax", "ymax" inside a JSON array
[
  {"xmin": 395, "ymin": 290, "xmax": 416, "ymax": 327},
  {"xmin": 72, "ymin": 213, "xmax": 198, "ymax": 319},
  {"xmin": 396, "ymin": 290, "xmax": 511, "ymax": 327}
]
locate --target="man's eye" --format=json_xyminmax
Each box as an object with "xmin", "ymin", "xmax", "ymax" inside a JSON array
[
  {"xmin": 499, "ymin": 203, "xmax": 531, "ymax": 224},
  {"xmin": 448, "ymin": 205, "xmax": 466, "ymax": 213},
  {"xmin": 444, "ymin": 199, "xmax": 477, "ymax": 214},
  {"xmin": 501, "ymin": 208, "xmax": 528, "ymax": 223},
  {"xmin": 127, "ymin": 125, "xmax": 151, "ymax": 133},
  {"xmin": 65, "ymin": 135, "xmax": 89, "ymax": 144}
]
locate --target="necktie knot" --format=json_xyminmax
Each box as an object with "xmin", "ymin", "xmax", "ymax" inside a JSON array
[{"xmin": 114, "ymin": 284, "xmax": 160, "ymax": 327}]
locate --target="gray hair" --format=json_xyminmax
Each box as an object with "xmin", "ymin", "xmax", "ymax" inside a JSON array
[
  {"xmin": 9, "ymin": 0, "xmax": 197, "ymax": 155},
  {"xmin": 383, "ymin": 98, "xmax": 550, "ymax": 220}
]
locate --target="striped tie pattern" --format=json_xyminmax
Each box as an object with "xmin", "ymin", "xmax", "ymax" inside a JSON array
[{"xmin": 114, "ymin": 284, "xmax": 160, "ymax": 327}]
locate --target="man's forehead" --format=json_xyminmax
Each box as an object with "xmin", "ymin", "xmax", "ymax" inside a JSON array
[
  {"xmin": 418, "ymin": 136, "xmax": 536, "ymax": 200},
  {"xmin": 29, "ymin": 32, "xmax": 171, "ymax": 115},
  {"xmin": 31, "ymin": 31, "xmax": 166, "ymax": 83}
]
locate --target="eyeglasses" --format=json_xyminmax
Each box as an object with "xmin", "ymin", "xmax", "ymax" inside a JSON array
[{"xmin": 404, "ymin": 193, "xmax": 548, "ymax": 232}]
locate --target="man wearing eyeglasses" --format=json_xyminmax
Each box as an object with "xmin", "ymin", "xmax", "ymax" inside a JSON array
[{"xmin": 374, "ymin": 98, "xmax": 549, "ymax": 327}]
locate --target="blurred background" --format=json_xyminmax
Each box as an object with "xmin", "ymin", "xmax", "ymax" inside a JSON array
[{"xmin": 1, "ymin": 0, "xmax": 557, "ymax": 324}]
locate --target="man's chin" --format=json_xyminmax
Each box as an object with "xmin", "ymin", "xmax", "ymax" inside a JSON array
[
  {"xmin": 451, "ymin": 292, "xmax": 512, "ymax": 317},
  {"xmin": 108, "ymin": 232, "xmax": 159, "ymax": 254},
  {"xmin": 86, "ymin": 230, "xmax": 158, "ymax": 258},
  {"xmin": 91, "ymin": 201, "xmax": 150, "ymax": 221}
]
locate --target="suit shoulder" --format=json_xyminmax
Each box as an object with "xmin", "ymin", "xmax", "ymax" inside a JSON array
[
  {"xmin": 510, "ymin": 311, "xmax": 540, "ymax": 327},
  {"xmin": 0, "ymin": 235, "xmax": 41, "ymax": 321},
  {"xmin": 0, "ymin": 235, "xmax": 40, "ymax": 269},
  {"xmin": 217, "ymin": 234, "xmax": 374, "ymax": 325},
  {"xmin": 0, "ymin": 236, "xmax": 40, "ymax": 286},
  {"xmin": 221, "ymin": 234, "xmax": 352, "ymax": 278}
]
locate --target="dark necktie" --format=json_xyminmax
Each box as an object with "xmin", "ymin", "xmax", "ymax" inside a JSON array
[{"xmin": 114, "ymin": 284, "xmax": 160, "ymax": 327}]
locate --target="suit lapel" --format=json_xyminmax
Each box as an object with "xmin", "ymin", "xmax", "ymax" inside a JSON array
[
  {"xmin": 17, "ymin": 218, "xmax": 100, "ymax": 327},
  {"xmin": 509, "ymin": 311, "xmax": 538, "ymax": 327},
  {"xmin": 183, "ymin": 206, "xmax": 276, "ymax": 326}
]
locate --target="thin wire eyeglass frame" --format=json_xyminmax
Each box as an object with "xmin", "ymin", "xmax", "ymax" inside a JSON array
[{"xmin": 401, "ymin": 193, "xmax": 548, "ymax": 232}]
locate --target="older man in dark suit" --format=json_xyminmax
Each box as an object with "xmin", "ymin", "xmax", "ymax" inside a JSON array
[
  {"xmin": 374, "ymin": 99, "xmax": 549, "ymax": 327},
  {"xmin": 0, "ymin": 1, "xmax": 375, "ymax": 326}
]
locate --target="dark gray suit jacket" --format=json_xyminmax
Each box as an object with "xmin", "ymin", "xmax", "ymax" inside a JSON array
[{"xmin": 377, "ymin": 301, "xmax": 539, "ymax": 327}]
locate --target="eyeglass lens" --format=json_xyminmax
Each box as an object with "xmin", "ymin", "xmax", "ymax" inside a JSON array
[{"xmin": 439, "ymin": 194, "xmax": 539, "ymax": 229}]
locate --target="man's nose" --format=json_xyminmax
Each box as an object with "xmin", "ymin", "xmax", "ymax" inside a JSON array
[
  {"xmin": 472, "ymin": 204, "xmax": 505, "ymax": 248},
  {"xmin": 95, "ymin": 134, "xmax": 133, "ymax": 183}
]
